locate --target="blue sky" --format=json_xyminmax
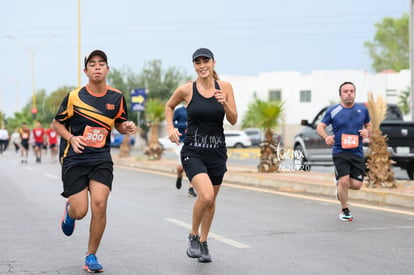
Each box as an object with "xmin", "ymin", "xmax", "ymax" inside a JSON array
[{"xmin": 0, "ymin": 0, "xmax": 409, "ymax": 117}]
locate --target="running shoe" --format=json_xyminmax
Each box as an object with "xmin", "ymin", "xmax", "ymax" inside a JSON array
[
  {"xmin": 198, "ymin": 241, "xmax": 212, "ymax": 263},
  {"xmin": 188, "ymin": 187, "xmax": 197, "ymax": 197},
  {"xmin": 186, "ymin": 234, "xmax": 201, "ymax": 258},
  {"xmin": 84, "ymin": 254, "xmax": 104, "ymax": 273},
  {"xmin": 176, "ymin": 177, "xmax": 182, "ymax": 189},
  {"xmin": 60, "ymin": 201, "xmax": 75, "ymax": 236},
  {"xmin": 339, "ymin": 208, "xmax": 353, "ymax": 221}
]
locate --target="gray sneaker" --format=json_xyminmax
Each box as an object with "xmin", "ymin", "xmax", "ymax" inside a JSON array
[
  {"xmin": 186, "ymin": 234, "xmax": 201, "ymax": 258},
  {"xmin": 198, "ymin": 241, "xmax": 212, "ymax": 263}
]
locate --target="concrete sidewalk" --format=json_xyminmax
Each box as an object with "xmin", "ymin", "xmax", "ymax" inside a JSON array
[{"xmin": 112, "ymin": 155, "xmax": 414, "ymax": 210}]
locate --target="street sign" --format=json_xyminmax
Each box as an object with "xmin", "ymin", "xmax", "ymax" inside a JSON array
[{"xmin": 131, "ymin": 88, "xmax": 146, "ymax": 112}]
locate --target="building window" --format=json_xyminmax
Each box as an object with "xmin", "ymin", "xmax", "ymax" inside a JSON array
[
  {"xmin": 269, "ymin": 90, "xmax": 281, "ymax": 101},
  {"xmin": 386, "ymin": 89, "xmax": 397, "ymax": 97},
  {"xmin": 300, "ymin": 90, "xmax": 311, "ymax": 102}
]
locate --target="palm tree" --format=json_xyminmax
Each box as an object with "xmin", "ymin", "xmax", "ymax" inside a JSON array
[
  {"xmin": 365, "ymin": 92, "xmax": 396, "ymax": 187},
  {"xmin": 242, "ymin": 98, "xmax": 284, "ymax": 172},
  {"xmin": 398, "ymin": 88, "xmax": 410, "ymax": 116},
  {"xmin": 143, "ymin": 98, "xmax": 165, "ymax": 160}
]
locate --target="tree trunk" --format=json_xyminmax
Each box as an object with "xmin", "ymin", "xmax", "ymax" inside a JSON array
[
  {"xmin": 119, "ymin": 135, "xmax": 130, "ymax": 158},
  {"xmin": 257, "ymin": 129, "xmax": 282, "ymax": 172},
  {"xmin": 144, "ymin": 124, "xmax": 163, "ymax": 160},
  {"xmin": 365, "ymin": 128, "xmax": 396, "ymax": 188}
]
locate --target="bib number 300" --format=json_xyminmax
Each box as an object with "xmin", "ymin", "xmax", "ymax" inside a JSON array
[{"xmin": 82, "ymin": 126, "xmax": 108, "ymax": 148}]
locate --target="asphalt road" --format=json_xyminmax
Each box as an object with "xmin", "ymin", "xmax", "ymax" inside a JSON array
[{"xmin": 0, "ymin": 148, "xmax": 413, "ymax": 274}]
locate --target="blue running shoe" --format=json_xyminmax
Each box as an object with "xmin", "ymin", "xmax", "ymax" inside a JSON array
[
  {"xmin": 60, "ymin": 201, "xmax": 75, "ymax": 236},
  {"xmin": 339, "ymin": 207, "xmax": 353, "ymax": 222},
  {"xmin": 84, "ymin": 254, "xmax": 104, "ymax": 273}
]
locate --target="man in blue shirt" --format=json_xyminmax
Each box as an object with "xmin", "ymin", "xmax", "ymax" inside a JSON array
[
  {"xmin": 173, "ymin": 103, "xmax": 197, "ymax": 197},
  {"xmin": 316, "ymin": 81, "xmax": 371, "ymax": 221}
]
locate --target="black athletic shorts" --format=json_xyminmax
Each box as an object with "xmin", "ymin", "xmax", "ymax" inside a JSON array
[
  {"xmin": 61, "ymin": 161, "xmax": 113, "ymax": 198},
  {"xmin": 333, "ymin": 152, "xmax": 365, "ymax": 182},
  {"xmin": 21, "ymin": 140, "xmax": 29, "ymax": 150},
  {"xmin": 35, "ymin": 142, "xmax": 43, "ymax": 149},
  {"xmin": 181, "ymin": 145, "xmax": 227, "ymax": 185}
]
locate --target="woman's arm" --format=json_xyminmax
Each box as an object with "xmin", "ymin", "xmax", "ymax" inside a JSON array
[{"xmin": 216, "ymin": 81, "xmax": 237, "ymax": 125}]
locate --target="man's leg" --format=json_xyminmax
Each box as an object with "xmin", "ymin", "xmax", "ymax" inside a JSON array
[
  {"xmin": 87, "ymin": 180, "xmax": 110, "ymax": 255},
  {"xmin": 337, "ymin": 175, "xmax": 350, "ymax": 209},
  {"xmin": 61, "ymin": 187, "xmax": 88, "ymax": 236},
  {"xmin": 67, "ymin": 188, "xmax": 89, "ymax": 220}
]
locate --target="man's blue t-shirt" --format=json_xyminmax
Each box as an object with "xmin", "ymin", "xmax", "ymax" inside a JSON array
[
  {"xmin": 321, "ymin": 103, "xmax": 370, "ymax": 157},
  {"xmin": 173, "ymin": 105, "xmax": 187, "ymax": 143}
]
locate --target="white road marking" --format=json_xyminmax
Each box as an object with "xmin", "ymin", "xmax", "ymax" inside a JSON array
[
  {"xmin": 356, "ymin": 225, "xmax": 414, "ymax": 231},
  {"xmin": 165, "ymin": 218, "xmax": 250, "ymax": 248}
]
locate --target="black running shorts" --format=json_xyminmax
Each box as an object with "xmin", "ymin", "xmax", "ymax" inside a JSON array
[
  {"xmin": 181, "ymin": 145, "xmax": 227, "ymax": 185},
  {"xmin": 61, "ymin": 162, "xmax": 113, "ymax": 198},
  {"xmin": 21, "ymin": 140, "xmax": 29, "ymax": 150},
  {"xmin": 333, "ymin": 152, "xmax": 365, "ymax": 182}
]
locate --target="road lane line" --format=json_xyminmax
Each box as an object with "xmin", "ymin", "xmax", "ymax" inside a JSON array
[
  {"xmin": 356, "ymin": 225, "xmax": 414, "ymax": 231},
  {"xmin": 165, "ymin": 218, "xmax": 250, "ymax": 248}
]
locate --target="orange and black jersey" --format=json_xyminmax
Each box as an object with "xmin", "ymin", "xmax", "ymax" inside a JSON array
[
  {"xmin": 55, "ymin": 85, "xmax": 128, "ymax": 166},
  {"xmin": 19, "ymin": 128, "xmax": 31, "ymax": 141}
]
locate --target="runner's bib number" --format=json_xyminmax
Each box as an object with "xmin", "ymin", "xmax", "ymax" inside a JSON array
[
  {"xmin": 341, "ymin": 134, "xmax": 359, "ymax": 149},
  {"xmin": 82, "ymin": 126, "xmax": 108, "ymax": 148}
]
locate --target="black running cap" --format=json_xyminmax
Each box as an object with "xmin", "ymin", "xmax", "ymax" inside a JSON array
[
  {"xmin": 192, "ymin": 48, "xmax": 214, "ymax": 61},
  {"xmin": 84, "ymin": 49, "xmax": 108, "ymax": 67}
]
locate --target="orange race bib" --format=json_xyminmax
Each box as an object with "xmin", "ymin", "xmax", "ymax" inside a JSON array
[
  {"xmin": 82, "ymin": 126, "xmax": 108, "ymax": 148},
  {"xmin": 341, "ymin": 134, "xmax": 359, "ymax": 149}
]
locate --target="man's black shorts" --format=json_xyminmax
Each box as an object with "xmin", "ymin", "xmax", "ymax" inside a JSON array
[
  {"xmin": 181, "ymin": 145, "xmax": 227, "ymax": 185},
  {"xmin": 21, "ymin": 140, "xmax": 29, "ymax": 150},
  {"xmin": 61, "ymin": 162, "xmax": 113, "ymax": 198},
  {"xmin": 333, "ymin": 152, "xmax": 365, "ymax": 182}
]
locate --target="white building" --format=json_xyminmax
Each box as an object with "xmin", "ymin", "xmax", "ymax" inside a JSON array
[{"xmin": 222, "ymin": 69, "xmax": 411, "ymax": 148}]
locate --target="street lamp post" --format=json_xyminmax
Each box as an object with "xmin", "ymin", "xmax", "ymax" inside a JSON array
[{"xmin": 7, "ymin": 35, "xmax": 54, "ymax": 117}]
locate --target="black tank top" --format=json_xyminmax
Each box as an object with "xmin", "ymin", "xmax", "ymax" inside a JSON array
[{"xmin": 184, "ymin": 81, "xmax": 226, "ymax": 148}]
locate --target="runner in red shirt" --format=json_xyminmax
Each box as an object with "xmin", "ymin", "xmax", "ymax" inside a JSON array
[
  {"xmin": 45, "ymin": 123, "xmax": 59, "ymax": 162},
  {"xmin": 32, "ymin": 121, "xmax": 45, "ymax": 163}
]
